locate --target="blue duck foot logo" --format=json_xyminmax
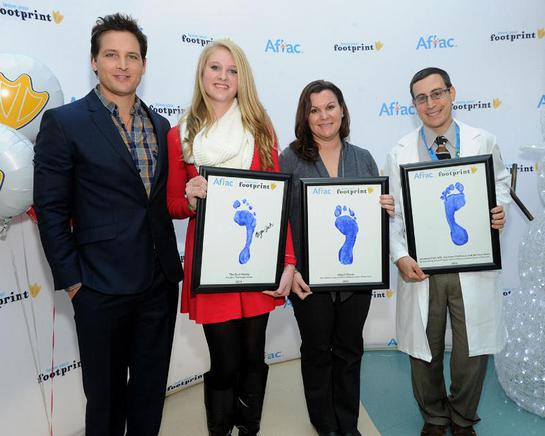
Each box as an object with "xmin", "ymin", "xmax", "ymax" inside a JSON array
[
  {"xmin": 440, "ymin": 182, "xmax": 468, "ymax": 246},
  {"xmin": 334, "ymin": 205, "xmax": 359, "ymax": 265},
  {"xmin": 233, "ymin": 199, "xmax": 256, "ymax": 264}
]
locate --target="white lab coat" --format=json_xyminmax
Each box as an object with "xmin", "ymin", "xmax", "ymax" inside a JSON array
[{"xmin": 387, "ymin": 120, "xmax": 511, "ymax": 362}]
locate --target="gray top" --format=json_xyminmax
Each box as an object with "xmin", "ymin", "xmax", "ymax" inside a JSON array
[{"xmin": 279, "ymin": 141, "xmax": 379, "ymax": 299}]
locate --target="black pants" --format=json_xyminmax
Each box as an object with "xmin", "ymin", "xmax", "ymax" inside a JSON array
[
  {"xmin": 72, "ymin": 259, "xmax": 178, "ymax": 436},
  {"xmin": 203, "ymin": 313, "xmax": 269, "ymax": 388},
  {"xmin": 291, "ymin": 292, "xmax": 372, "ymax": 434}
]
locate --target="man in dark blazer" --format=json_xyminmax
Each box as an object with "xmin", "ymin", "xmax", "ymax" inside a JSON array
[{"xmin": 34, "ymin": 13, "xmax": 183, "ymax": 436}]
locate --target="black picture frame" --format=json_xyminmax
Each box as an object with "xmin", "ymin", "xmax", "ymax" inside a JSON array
[
  {"xmin": 191, "ymin": 166, "xmax": 291, "ymax": 293},
  {"xmin": 400, "ymin": 154, "xmax": 501, "ymax": 274},
  {"xmin": 300, "ymin": 177, "xmax": 390, "ymax": 292}
]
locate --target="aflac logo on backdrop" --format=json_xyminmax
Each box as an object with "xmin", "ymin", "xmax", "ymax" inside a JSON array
[
  {"xmin": 416, "ymin": 34, "xmax": 456, "ymax": 49},
  {"xmin": 453, "ymin": 98, "xmax": 502, "ymax": 112},
  {"xmin": 265, "ymin": 351, "xmax": 283, "ymax": 360},
  {"xmin": 149, "ymin": 103, "xmax": 185, "ymax": 118},
  {"xmin": 181, "ymin": 33, "xmax": 213, "ymax": 47},
  {"xmin": 490, "ymin": 28, "xmax": 545, "ymax": 43},
  {"xmin": 538, "ymin": 94, "xmax": 545, "ymax": 108},
  {"xmin": 333, "ymin": 40, "xmax": 384, "ymax": 53},
  {"xmin": 167, "ymin": 373, "xmax": 203, "ymax": 392},
  {"xmin": 0, "ymin": 283, "xmax": 42, "ymax": 310},
  {"xmin": 0, "ymin": 4, "xmax": 63, "ymax": 24},
  {"xmin": 372, "ymin": 289, "xmax": 394, "ymax": 299},
  {"xmin": 38, "ymin": 360, "xmax": 81, "ymax": 383},
  {"xmin": 506, "ymin": 162, "xmax": 538, "ymax": 175},
  {"xmin": 265, "ymin": 39, "xmax": 302, "ymax": 54},
  {"xmin": 379, "ymin": 101, "xmax": 416, "ymax": 116}
]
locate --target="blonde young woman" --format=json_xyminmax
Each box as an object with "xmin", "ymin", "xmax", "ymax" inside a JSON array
[{"xmin": 166, "ymin": 40, "xmax": 295, "ymax": 436}]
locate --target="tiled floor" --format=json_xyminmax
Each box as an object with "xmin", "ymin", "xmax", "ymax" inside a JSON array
[
  {"xmin": 361, "ymin": 350, "xmax": 545, "ymax": 436},
  {"xmin": 159, "ymin": 351, "xmax": 544, "ymax": 435},
  {"xmin": 159, "ymin": 358, "xmax": 379, "ymax": 435}
]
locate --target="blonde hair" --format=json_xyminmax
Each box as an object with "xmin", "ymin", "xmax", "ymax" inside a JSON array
[{"xmin": 180, "ymin": 39, "xmax": 276, "ymax": 169}]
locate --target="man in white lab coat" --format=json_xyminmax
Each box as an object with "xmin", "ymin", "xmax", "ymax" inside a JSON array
[{"xmin": 387, "ymin": 67, "xmax": 510, "ymax": 436}]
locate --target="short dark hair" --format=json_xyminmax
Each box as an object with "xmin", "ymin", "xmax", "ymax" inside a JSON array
[
  {"xmin": 409, "ymin": 67, "xmax": 452, "ymax": 98},
  {"xmin": 290, "ymin": 80, "xmax": 350, "ymax": 162},
  {"xmin": 91, "ymin": 13, "xmax": 147, "ymax": 60}
]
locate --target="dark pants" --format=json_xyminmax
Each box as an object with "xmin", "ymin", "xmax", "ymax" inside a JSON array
[
  {"xmin": 410, "ymin": 273, "xmax": 488, "ymax": 427},
  {"xmin": 72, "ymin": 258, "xmax": 178, "ymax": 436},
  {"xmin": 291, "ymin": 292, "xmax": 372, "ymax": 434}
]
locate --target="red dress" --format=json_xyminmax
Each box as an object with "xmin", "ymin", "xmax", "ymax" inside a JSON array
[{"xmin": 167, "ymin": 126, "xmax": 296, "ymax": 324}]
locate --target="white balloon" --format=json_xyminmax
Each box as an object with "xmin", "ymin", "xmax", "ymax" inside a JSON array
[
  {"xmin": 0, "ymin": 123, "xmax": 34, "ymax": 217},
  {"xmin": 0, "ymin": 53, "xmax": 64, "ymax": 143}
]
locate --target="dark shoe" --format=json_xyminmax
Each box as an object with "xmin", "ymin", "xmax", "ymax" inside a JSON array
[
  {"xmin": 235, "ymin": 365, "xmax": 269, "ymax": 436},
  {"xmin": 421, "ymin": 422, "xmax": 448, "ymax": 436},
  {"xmin": 451, "ymin": 423, "xmax": 477, "ymax": 435},
  {"xmin": 204, "ymin": 372, "xmax": 235, "ymax": 436},
  {"xmin": 341, "ymin": 431, "xmax": 362, "ymax": 436},
  {"xmin": 318, "ymin": 432, "xmax": 340, "ymax": 436}
]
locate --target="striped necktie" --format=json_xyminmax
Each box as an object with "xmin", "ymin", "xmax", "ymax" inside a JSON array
[{"xmin": 434, "ymin": 136, "xmax": 451, "ymax": 160}]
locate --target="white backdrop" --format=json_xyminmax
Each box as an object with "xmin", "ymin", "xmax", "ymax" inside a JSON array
[{"xmin": 1, "ymin": 1, "xmax": 544, "ymax": 434}]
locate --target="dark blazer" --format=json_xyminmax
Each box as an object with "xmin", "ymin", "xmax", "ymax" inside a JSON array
[{"xmin": 34, "ymin": 90, "xmax": 183, "ymax": 294}]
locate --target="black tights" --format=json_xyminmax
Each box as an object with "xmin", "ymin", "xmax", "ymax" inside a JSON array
[{"xmin": 203, "ymin": 313, "xmax": 269, "ymax": 389}]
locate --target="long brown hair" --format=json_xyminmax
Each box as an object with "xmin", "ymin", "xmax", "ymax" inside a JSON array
[
  {"xmin": 180, "ymin": 39, "xmax": 276, "ymax": 169},
  {"xmin": 290, "ymin": 80, "xmax": 350, "ymax": 161}
]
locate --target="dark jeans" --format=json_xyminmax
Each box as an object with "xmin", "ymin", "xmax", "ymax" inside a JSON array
[
  {"xmin": 72, "ymin": 259, "xmax": 178, "ymax": 436},
  {"xmin": 291, "ymin": 292, "xmax": 372, "ymax": 434}
]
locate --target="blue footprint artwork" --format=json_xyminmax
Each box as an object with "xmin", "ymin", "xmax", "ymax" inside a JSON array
[
  {"xmin": 440, "ymin": 182, "xmax": 469, "ymax": 246},
  {"xmin": 334, "ymin": 205, "xmax": 359, "ymax": 265},
  {"xmin": 233, "ymin": 199, "xmax": 257, "ymax": 264}
]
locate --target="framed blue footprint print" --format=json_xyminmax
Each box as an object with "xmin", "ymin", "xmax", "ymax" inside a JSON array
[
  {"xmin": 400, "ymin": 154, "xmax": 501, "ymax": 274},
  {"xmin": 192, "ymin": 167, "xmax": 291, "ymax": 293},
  {"xmin": 300, "ymin": 177, "xmax": 390, "ymax": 292}
]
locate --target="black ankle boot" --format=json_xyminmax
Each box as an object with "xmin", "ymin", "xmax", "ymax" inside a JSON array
[
  {"xmin": 204, "ymin": 372, "xmax": 235, "ymax": 436},
  {"xmin": 235, "ymin": 365, "xmax": 269, "ymax": 436}
]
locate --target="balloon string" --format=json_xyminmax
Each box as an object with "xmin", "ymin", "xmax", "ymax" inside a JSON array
[
  {"xmin": 50, "ymin": 303, "xmax": 56, "ymax": 436},
  {"xmin": 12, "ymin": 215, "xmax": 52, "ymax": 429},
  {"xmin": 21, "ymin": 214, "xmax": 56, "ymax": 435}
]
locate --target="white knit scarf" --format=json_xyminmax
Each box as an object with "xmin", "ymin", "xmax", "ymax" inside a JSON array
[{"xmin": 180, "ymin": 99, "xmax": 254, "ymax": 170}]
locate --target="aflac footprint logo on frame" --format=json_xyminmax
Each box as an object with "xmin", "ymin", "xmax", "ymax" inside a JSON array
[{"xmin": 0, "ymin": 73, "xmax": 50, "ymax": 129}]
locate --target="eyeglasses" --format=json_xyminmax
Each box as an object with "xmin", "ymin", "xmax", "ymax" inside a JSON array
[{"xmin": 413, "ymin": 88, "xmax": 451, "ymax": 105}]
